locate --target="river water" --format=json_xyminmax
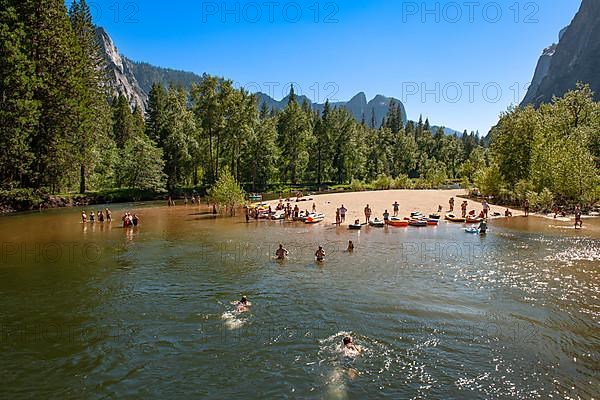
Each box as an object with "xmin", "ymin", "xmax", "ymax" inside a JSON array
[{"xmin": 0, "ymin": 204, "xmax": 598, "ymax": 399}]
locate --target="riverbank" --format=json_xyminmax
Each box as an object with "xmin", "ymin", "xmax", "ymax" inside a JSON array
[
  {"xmin": 261, "ymin": 189, "xmax": 521, "ymax": 224},
  {"xmin": 0, "ymin": 189, "xmax": 168, "ymax": 214}
]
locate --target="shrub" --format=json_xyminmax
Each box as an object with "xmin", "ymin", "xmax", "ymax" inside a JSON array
[
  {"xmin": 372, "ymin": 175, "xmax": 392, "ymax": 190},
  {"xmin": 392, "ymin": 174, "xmax": 411, "ymax": 189},
  {"xmin": 527, "ymin": 188, "xmax": 554, "ymax": 213},
  {"xmin": 350, "ymin": 179, "xmax": 366, "ymax": 192}
]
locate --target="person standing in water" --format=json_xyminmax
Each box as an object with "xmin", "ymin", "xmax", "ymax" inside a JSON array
[
  {"xmin": 275, "ymin": 244, "xmax": 289, "ymax": 260},
  {"xmin": 312, "ymin": 203, "xmax": 317, "ymax": 213},
  {"xmin": 347, "ymin": 240, "xmax": 354, "ymax": 252},
  {"xmin": 89, "ymin": 210, "xmax": 95, "ymax": 223},
  {"xmin": 393, "ymin": 201, "xmax": 400, "ymax": 217},
  {"xmin": 335, "ymin": 208, "xmax": 341, "ymax": 225},
  {"xmin": 383, "ymin": 210, "xmax": 390, "ymax": 221},
  {"xmin": 574, "ymin": 206, "xmax": 583, "ymax": 229},
  {"xmin": 449, "ymin": 197, "xmax": 455, "ymax": 212},
  {"xmin": 482, "ymin": 200, "xmax": 489, "ymax": 218},
  {"xmin": 523, "ymin": 200, "xmax": 530, "ymax": 217},
  {"xmin": 364, "ymin": 204, "xmax": 372, "ymax": 224},
  {"xmin": 132, "ymin": 214, "xmax": 141, "ymax": 226},
  {"xmin": 339, "ymin": 205, "xmax": 347, "ymax": 223},
  {"xmin": 315, "ymin": 246, "xmax": 326, "ymax": 262},
  {"xmin": 105, "ymin": 208, "xmax": 112, "ymax": 222},
  {"xmin": 81, "ymin": 211, "xmax": 87, "ymax": 223}
]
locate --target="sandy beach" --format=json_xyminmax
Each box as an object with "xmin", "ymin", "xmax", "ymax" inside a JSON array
[{"xmin": 262, "ymin": 189, "xmax": 520, "ymax": 224}]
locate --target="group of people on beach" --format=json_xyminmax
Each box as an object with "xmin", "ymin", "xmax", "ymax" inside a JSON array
[{"xmin": 81, "ymin": 209, "xmax": 112, "ymax": 223}]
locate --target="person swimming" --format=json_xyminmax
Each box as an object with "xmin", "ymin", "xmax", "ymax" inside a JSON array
[
  {"xmin": 315, "ymin": 246, "xmax": 326, "ymax": 262},
  {"xmin": 275, "ymin": 244, "xmax": 289, "ymax": 260},
  {"xmin": 341, "ymin": 336, "xmax": 362, "ymax": 358},
  {"xmin": 235, "ymin": 296, "xmax": 250, "ymax": 313}
]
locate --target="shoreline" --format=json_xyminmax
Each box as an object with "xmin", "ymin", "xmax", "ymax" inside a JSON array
[{"xmin": 259, "ymin": 189, "xmax": 521, "ymax": 225}]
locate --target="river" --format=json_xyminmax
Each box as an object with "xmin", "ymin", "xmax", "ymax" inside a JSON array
[{"xmin": 0, "ymin": 204, "xmax": 598, "ymax": 399}]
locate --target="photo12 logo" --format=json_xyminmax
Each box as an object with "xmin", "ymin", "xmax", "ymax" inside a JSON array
[
  {"xmin": 86, "ymin": 1, "xmax": 140, "ymax": 24},
  {"xmin": 401, "ymin": 2, "xmax": 540, "ymax": 24},
  {"xmin": 201, "ymin": 2, "xmax": 340, "ymax": 23},
  {"xmin": 400, "ymin": 81, "xmax": 532, "ymax": 104}
]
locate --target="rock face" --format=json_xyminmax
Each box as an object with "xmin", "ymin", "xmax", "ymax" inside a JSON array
[
  {"xmin": 96, "ymin": 27, "xmax": 146, "ymax": 109},
  {"xmin": 522, "ymin": 0, "xmax": 600, "ymax": 106},
  {"xmin": 96, "ymin": 27, "xmax": 203, "ymax": 111}
]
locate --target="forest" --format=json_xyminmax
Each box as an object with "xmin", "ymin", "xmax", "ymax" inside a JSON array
[{"xmin": 1, "ymin": 0, "xmax": 598, "ymax": 210}]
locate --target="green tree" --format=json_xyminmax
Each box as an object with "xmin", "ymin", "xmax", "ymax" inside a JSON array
[
  {"xmin": 69, "ymin": 0, "xmax": 112, "ymax": 193},
  {"xmin": 277, "ymin": 86, "xmax": 311, "ymax": 184},
  {"xmin": 208, "ymin": 169, "xmax": 246, "ymax": 216},
  {"xmin": 0, "ymin": 0, "xmax": 38, "ymax": 188},
  {"xmin": 116, "ymin": 135, "xmax": 166, "ymax": 191}
]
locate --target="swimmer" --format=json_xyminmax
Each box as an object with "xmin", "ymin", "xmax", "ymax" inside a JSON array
[
  {"xmin": 235, "ymin": 296, "xmax": 250, "ymax": 313},
  {"xmin": 315, "ymin": 246, "xmax": 326, "ymax": 262},
  {"xmin": 341, "ymin": 336, "xmax": 362, "ymax": 357},
  {"xmin": 347, "ymin": 240, "xmax": 354, "ymax": 252},
  {"xmin": 275, "ymin": 244, "xmax": 289, "ymax": 260}
]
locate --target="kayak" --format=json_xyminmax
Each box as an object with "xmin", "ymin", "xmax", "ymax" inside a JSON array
[
  {"xmin": 429, "ymin": 214, "xmax": 441, "ymax": 220},
  {"xmin": 411, "ymin": 212, "xmax": 424, "ymax": 218},
  {"xmin": 426, "ymin": 219, "xmax": 439, "ymax": 225},
  {"xmin": 445, "ymin": 213, "xmax": 466, "ymax": 223},
  {"xmin": 386, "ymin": 217, "xmax": 409, "ymax": 227},
  {"xmin": 409, "ymin": 219, "xmax": 428, "ymax": 227},
  {"xmin": 369, "ymin": 220, "xmax": 385, "ymax": 228},
  {"xmin": 349, "ymin": 224, "xmax": 363, "ymax": 230},
  {"xmin": 305, "ymin": 214, "xmax": 325, "ymax": 224}
]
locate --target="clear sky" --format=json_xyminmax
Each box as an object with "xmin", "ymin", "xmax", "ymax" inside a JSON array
[{"xmin": 73, "ymin": 0, "xmax": 582, "ymax": 134}]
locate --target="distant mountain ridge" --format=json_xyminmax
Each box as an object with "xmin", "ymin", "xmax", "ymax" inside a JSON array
[
  {"xmin": 256, "ymin": 91, "xmax": 407, "ymax": 128},
  {"xmin": 96, "ymin": 26, "xmax": 464, "ymax": 134},
  {"xmin": 522, "ymin": 0, "xmax": 600, "ymax": 106}
]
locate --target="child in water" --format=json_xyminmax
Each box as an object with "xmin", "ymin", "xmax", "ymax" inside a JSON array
[{"xmin": 347, "ymin": 240, "xmax": 354, "ymax": 252}]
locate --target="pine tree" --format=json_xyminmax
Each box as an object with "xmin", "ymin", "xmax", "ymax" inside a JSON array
[
  {"xmin": 146, "ymin": 83, "xmax": 167, "ymax": 146},
  {"xmin": 0, "ymin": 0, "xmax": 38, "ymax": 188},
  {"xmin": 19, "ymin": 0, "xmax": 85, "ymax": 191},
  {"xmin": 69, "ymin": 0, "xmax": 112, "ymax": 193},
  {"xmin": 112, "ymin": 94, "xmax": 134, "ymax": 148}
]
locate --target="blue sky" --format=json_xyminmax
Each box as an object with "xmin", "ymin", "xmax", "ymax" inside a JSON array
[{"xmin": 73, "ymin": 0, "xmax": 582, "ymax": 134}]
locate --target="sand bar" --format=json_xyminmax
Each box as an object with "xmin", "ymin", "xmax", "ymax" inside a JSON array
[{"xmin": 262, "ymin": 189, "xmax": 520, "ymax": 224}]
